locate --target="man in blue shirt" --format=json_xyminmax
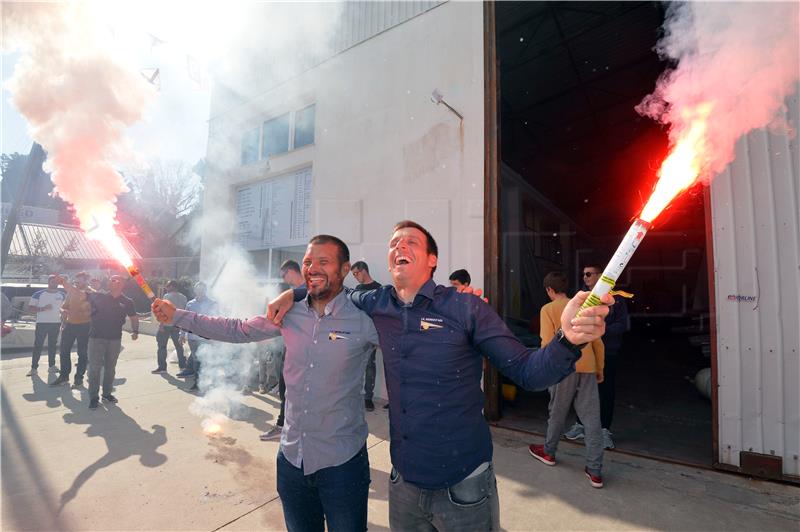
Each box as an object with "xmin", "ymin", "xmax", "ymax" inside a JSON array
[
  {"xmin": 269, "ymin": 220, "xmax": 611, "ymax": 530},
  {"xmin": 177, "ymin": 282, "xmax": 219, "ymax": 391}
]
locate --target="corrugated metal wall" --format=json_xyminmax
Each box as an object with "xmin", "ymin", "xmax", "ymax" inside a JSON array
[
  {"xmin": 332, "ymin": 1, "xmax": 445, "ymax": 54},
  {"xmin": 710, "ymin": 91, "xmax": 800, "ymax": 478}
]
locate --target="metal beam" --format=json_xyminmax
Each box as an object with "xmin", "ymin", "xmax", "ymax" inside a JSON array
[{"xmin": 1, "ymin": 143, "xmax": 45, "ymax": 273}]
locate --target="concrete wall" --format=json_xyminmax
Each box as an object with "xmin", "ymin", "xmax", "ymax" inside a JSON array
[
  {"xmin": 710, "ymin": 91, "xmax": 800, "ymax": 478},
  {"xmin": 202, "ymin": 1, "xmax": 485, "ymax": 400}
]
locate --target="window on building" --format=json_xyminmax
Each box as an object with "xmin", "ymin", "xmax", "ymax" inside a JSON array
[
  {"xmin": 241, "ymin": 127, "xmax": 260, "ymax": 165},
  {"xmin": 294, "ymin": 104, "xmax": 316, "ymax": 149},
  {"xmin": 262, "ymin": 113, "xmax": 290, "ymax": 159}
]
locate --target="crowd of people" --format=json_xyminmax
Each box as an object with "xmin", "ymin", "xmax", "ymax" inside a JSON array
[{"xmin": 18, "ymin": 218, "xmax": 619, "ymax": 531}]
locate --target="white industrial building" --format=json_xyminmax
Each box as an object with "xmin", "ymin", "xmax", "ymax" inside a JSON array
[{"xmin": 201, "ymin": 2, "xmax": 799, "ymax": 483}]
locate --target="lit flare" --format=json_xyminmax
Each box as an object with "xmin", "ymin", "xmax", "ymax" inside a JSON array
[{"xmin": 640, "ymin": 103, "xmax": 712, "ymax": 223}]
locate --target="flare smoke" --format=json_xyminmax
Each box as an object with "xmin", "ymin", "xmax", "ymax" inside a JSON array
[
  {"xmin": 3, "ymin": 3, "xmax": 154, "ymax": 237},
  {"xmin": 637, "ymin": 2, "xmax": 800, "ymax": 182}
]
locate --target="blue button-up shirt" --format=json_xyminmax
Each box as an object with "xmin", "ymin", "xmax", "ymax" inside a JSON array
[
  {"xmin": 173, "ymin": 290, "xmax": 379, "ymax": 475},
  {"xmin": 180, "ymin": 296, "xmax": 219, "ymax": 342},
  {"xmin": 298, "ymin": 279, "xmax": 580, "ymax": 488}
]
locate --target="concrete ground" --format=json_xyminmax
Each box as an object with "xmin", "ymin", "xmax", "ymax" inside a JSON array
[{"xmin": 2, "ymin": 334, "xmax": 798, "ymax": 531}]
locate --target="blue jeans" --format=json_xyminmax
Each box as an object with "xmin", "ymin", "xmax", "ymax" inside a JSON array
[{"xmin": 277, "ymin": 445, "xmax": 370, "ymax": 532}]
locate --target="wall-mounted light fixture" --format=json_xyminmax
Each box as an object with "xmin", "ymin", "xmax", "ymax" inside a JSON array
[{"xmin": 431, "ymin": 89, "xmax": 464, "ymax": 121}]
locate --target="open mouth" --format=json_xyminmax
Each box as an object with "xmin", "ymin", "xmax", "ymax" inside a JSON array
[
  {"xmin": 394, "ymin": 256, "xmax": 411, "ymax": 266},
  {"xmin": 307, "ymin": 275, "xmax": 327, "ymax": 286}
]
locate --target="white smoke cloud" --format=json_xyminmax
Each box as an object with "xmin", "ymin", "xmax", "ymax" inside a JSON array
[
  {"xmin": 637, "ymin": 1, "xmax": 800, "ymax": 181},
  {"xmin": 2, "ymin": 2, "xmax": 154, "ymax": 235}
]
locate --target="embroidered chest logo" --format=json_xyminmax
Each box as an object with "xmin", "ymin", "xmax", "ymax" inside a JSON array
[
  {"xmin": 328, "ymin": 331, "xmax": 351, "ymax": 341},
  {"xmin": 419, "ymin": 317, "xmax": 444, "ymax": 331}
]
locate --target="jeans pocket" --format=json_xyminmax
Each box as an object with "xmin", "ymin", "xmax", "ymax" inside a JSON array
[
  {"xmin": 390, "ymin": 467, "xmax": 400, "ymax": 484},
  {"xmin": 447, "ymin": 468, "xmax": 491, "ymax": 508}
]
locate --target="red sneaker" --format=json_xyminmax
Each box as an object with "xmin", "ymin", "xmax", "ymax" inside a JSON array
[
  {"xmin": 585, "ymin": 468, "xmax": 603, "ymax": 488},
  {"xmin": 528, "ymin": 444, "xmax": 556, "ymax": 466}
]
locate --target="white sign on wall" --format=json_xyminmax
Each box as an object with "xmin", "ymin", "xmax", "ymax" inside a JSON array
[{"xmin": 235, "ymin": 167, "xmax": 313, "ymax": 250}]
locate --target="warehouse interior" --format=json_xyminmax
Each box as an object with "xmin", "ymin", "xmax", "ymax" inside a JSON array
[{"xmin": 493, "ymin": 1, "xmax": 713, "ymax": 465}]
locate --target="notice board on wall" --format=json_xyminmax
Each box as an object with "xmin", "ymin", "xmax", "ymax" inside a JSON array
[{"xmin": 235, "ymin": 166, "xmax": 312, "ymax": 250}]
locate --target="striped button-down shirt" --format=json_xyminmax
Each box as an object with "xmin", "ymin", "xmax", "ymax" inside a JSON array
[{"xmin": 172, "ymin": 289, "xmax": 379, "ymax": 474}]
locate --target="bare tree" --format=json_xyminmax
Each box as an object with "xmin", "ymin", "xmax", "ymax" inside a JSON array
[{"xmin": 126, "ymin": 159, "xmax": 202, "ymax": 219}]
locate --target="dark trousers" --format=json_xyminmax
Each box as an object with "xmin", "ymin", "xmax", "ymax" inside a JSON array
[
  {"xmin": 599, "ymin": 350, "xmax": 619, "ymax": 429},
  {"xmin": 156, "ymin": 326, "xmax": 185, "ymax": 370},
  {"xmin": 277, "ymin": 373, "xmax": 286, "ymax": 426},
  {"xmin": 188, "ymin": 340, "xmax": 202, "ymax": 382},
  {"xmin": 32, "ymin": 322, "xmax": 60, "ymax": 369},
  {"xmin": 277, "ymin": 445, "xmax": 370, "ymax": 532},
  {"xmin": 59, "ymin": 322, "xmax": 90, "ymax": 380},
  {"xmin": 364, "ymin": 348, "xmax": 377, "ymax": 401}
]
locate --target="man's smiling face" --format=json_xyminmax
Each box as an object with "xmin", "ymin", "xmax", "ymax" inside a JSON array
[
  {"xmin": 303, "ymin": 242, "xmax": 347, "ymax": 301},
  {"xmin": 388, "ymin": 227, "xmax": 437, "ymax": 286}
]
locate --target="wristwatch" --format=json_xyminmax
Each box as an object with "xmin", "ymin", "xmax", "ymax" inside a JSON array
[{"xmin": 555, "ymin": 328, "xmax": 586, "ymax": 354}]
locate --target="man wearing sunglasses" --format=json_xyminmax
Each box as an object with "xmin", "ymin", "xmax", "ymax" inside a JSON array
[
  {"xmin": 564, "ymin": 265, "xmax": 629, "ymax": 449},
  {"xmin": 57, "ymin": 275, "xmax": 139, "ymax": 410}
]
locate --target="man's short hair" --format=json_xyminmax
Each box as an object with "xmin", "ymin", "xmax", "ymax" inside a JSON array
[
  {"xmin": 393, "ymin": 220, "xmax": 438, "ymax": 275},
  {"xmin": 280, "ymin": 260, "xmax": 301, "ymax": 275},
  {"xmin": 75, "ymin": 271, "xmax": 89, "ymax": 279},
  {"xmin": 308, "ymin": 235, "xmax": 350, "ymax": 265},
  {"xmin": 449, "ymin": 269, "xmax": 471, "ymax": 285},
  {"xmin": 543, "ymin": 271, "xmax": 568, "ymax": 294},
  {"xmin": 351, "ymin": 261, "xmax": 369, "ymax": 273},
  {"xmin": 582, "ymin": 263, "xmax": 602, "ymax": 272},
  {"xmin": 165, "ymin": 280, "xmax": 179, "ymax": 290}
]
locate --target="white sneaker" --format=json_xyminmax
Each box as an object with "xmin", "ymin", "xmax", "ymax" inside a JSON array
[
  {"xmin": 259, "ymin": 426, "xmax": 282, "ymax": 441},
  {"xmin": 602, "ymin": 428, "xmax": 615, "ymax": 449},
  {"xmin": 564, "ymin": 423, "xmax": 585, "ymax": 440}
]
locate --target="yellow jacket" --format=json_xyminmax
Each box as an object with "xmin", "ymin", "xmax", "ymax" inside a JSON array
[
  {"xmin": 539, "ymin": 298, "xmax": 604, "ymax": 374},
  {"xmin": 62, "ymin": 285, "xmax": 91, "ymax": 324}
]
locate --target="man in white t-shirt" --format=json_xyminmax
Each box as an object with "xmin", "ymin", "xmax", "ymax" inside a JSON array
[{"xmin": 26, "ymin": 275, "xmax": 66, "ymax": 376}]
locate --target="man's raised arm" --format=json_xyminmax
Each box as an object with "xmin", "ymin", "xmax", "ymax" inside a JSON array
[
  {"xmin": 468, "ymin": 291, "xmax": 612, "ymax": 391},
  {"xmin": 153, "ymin": 298, "xmax": 279, "ymax": 344}
]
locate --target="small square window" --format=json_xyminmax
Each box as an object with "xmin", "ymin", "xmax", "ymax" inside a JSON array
[
  {"xmin": 262, "ymin": 113, "xmax": 290, "ymax": 158},
  {"xmin": 294, "ymin": 105, "xmax": 315, "ymax": 149},
  {"xmin": 241, "ymin": 127, "xmax": 260, "ymax": 165}
]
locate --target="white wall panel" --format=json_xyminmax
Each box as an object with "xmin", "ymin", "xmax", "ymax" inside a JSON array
[{"xmin": 711, "ymin": 91, "xmax": 800, "ymax": 477}]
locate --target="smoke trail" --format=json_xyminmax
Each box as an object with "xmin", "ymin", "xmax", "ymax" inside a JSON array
[
  {"xmin": 3, "ymin": 3, "xmax": 154, "ymax": 236},
  {"xmin": 636, "ymin": 2, "xmax": 800, "ymax": 181},
  {"xmin": 188, "ymin": 245, "xmax": 281, "ymax": 432}
]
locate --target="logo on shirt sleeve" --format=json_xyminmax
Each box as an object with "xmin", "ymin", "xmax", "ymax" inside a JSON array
[
  {"xmin": 419, "ymin": 318, "xmax": 444, "ymax": 331},
  {"xmin": 328, "ymin": 331, "xmax": 351, "ymax": 341}
]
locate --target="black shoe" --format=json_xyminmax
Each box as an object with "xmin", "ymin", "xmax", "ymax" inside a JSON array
[
  {"xmin": 189, "ymin": 382, "xmax": 199, "ymax": 391},
  {"xmin": 89, "ymin": 398, "xmax": 99, "ymax": 410},
  {"xmin": 151, "ymin": 368, "xmax": 166, "ymax": 374},
  {"xmin": 71, "ymin": 379, "xmax": 83, "ymax": 389},
  {"xmin": 383, "ymin": 403, "xmax": 390, "ymax": 410},
  {"xmin": 49, "ymin": 375, "xmax": 69, "ymax": 386},
  {"xmin": 176, "ymin": 369, "xmax": 195, "ymax": 377},
  {"xmin": 102, "ymin": 394, "xmax": 118, "ymax": 403},
  {"xmin": 365, "ymin": 399, "xmax": 375, "ymax": 412}
]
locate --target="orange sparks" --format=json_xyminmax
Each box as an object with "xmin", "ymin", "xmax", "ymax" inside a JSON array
[
  {"xmin": 204, "ymin": 423, "xmax": 223, "ymax": 436},
  {"xmin": 640, "ymin": 103, "xmax": 712, "ymax": 223}
]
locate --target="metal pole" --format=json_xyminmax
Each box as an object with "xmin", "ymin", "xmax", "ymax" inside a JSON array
[{"xmin": 1, "ymin": 143, "xmax": 46, "ymax": 273}]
